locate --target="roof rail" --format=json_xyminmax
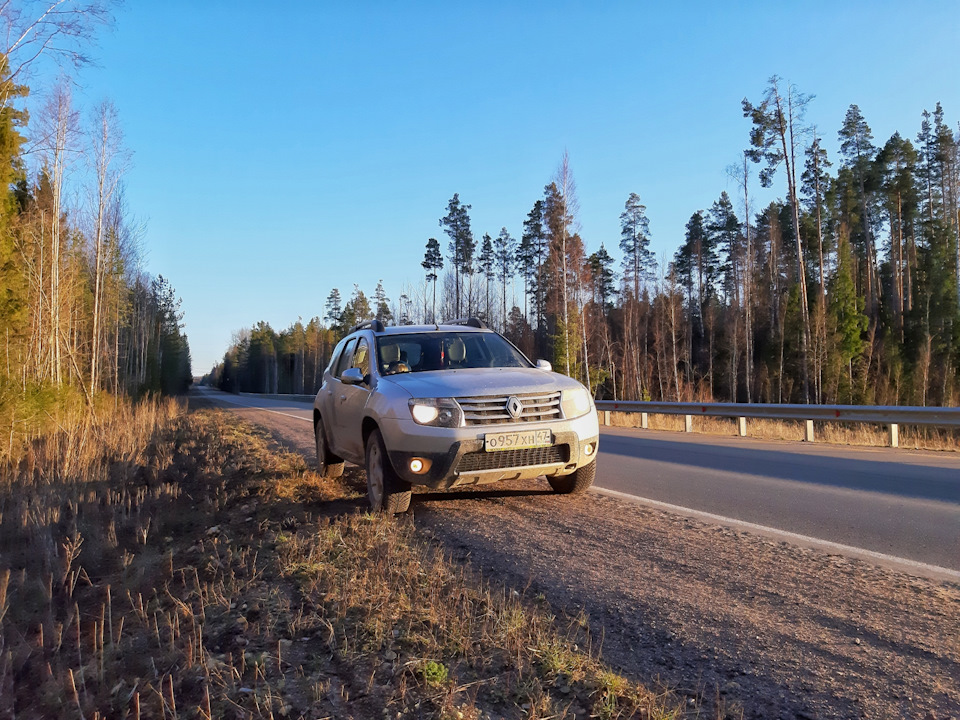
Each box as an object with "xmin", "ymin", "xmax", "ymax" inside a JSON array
[
  {"xmin": 444, "ymin": 317, "xmax": 488, "ymax": 329},
  {"xmin": 349, "ymin": 319, "xmax": 386, "ymax": 334}
]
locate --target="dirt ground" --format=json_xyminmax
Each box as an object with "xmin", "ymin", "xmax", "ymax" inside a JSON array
[{"xmin": 207, "ymin": 401, "xmax": 960, "ymax": 720}]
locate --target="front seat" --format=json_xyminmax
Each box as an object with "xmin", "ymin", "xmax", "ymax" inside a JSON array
[
  {"xmin": 446, "ymin": 337, "xmax": 466, "ymax": 368},
  {"xmin": 381, "ymin": 343, "xmax": 409, "ymax": 375}
]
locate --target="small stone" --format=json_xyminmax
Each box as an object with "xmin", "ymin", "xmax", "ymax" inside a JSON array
[
  {"xmin": 384, "ymin": 650, "xmax": 397, "ymax": 661},
  {"xmin": 854, "ymin": 638, "xmax": 861, "ymax": 645},
  {"xmin": 239, "ymin": 687, "xmax": 254, "ymax": 694},
  {"xmin": 206, "ymin": 525, "xmax": 220, "ymax": 536}
]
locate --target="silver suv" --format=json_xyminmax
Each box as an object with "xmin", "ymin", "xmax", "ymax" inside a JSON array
[{"xmin": 313, "ymin": 319, "xmax": 599, "ymax": 513}]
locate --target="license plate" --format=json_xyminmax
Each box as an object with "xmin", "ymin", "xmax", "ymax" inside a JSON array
[{"xmin": 484, "ymin": 429, "xmax": 552, "ymax": 452}]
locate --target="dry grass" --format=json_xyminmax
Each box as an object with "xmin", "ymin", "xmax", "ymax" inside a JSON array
[
  {"xmin": 0, "ymin": 402, "xmax": 692, "ymax": 719},
  {"xmin": 604, "ymin": 411, "xmax": 959, "ymax": 451}
]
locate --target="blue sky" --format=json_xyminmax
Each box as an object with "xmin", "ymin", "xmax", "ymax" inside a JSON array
[{"xmin": 55, "ymin": 1, "xmax": 960, "ymax": 373}]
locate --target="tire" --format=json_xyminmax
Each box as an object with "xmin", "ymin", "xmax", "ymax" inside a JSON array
[
  {"xmin": 548, "ymin": 459, "xmax": 596, "ymax": 495},
  {"xmin": 365, "ymin": 429, "xmax": 412, "ymax": 514},
  {"xmin": 315, "ymin": 418, "xmax": 344, "ymax": 479}
]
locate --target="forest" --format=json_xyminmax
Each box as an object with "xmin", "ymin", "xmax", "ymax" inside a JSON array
[
  {"xmin": 214, "ymin": 77, "xmax": 959, "ymax": 408},
  {"xmin": 0, "ymin": 4, "xmax": 192, "ymax": 459}
]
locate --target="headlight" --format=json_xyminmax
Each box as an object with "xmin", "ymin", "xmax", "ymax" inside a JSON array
[
  {"xmin": 408, "ymin": 398, "xmax": 463, "ymax": 428},
  {"xmin": 560, "ymin": 387, "xmax": 592, "ymax": 419}
]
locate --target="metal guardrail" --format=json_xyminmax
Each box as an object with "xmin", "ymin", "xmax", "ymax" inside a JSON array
[
  {"xmin": 227, "ymin": 390, "xmax": 958, "ymax": 448},
  {"xmin": 594, "ymin": 400, "xmax": 960, "ymax": 447}
]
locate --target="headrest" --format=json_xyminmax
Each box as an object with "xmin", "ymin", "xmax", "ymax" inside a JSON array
[
  {"xmin": 448, "ymin": 337, "xmax": 466, "ymax": 363},
  {"xmin": 381, "ymin": 344, "xmax": 400, "ymax": 363}
]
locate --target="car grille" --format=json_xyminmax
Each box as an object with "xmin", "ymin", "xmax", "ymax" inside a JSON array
[
  {"xmin": 457, "ymin": 391, "xmax": 562, "ymax": 425},
  {"xmin": 457, "ymin": 445, "xmax": 569, "ymax": 473}
]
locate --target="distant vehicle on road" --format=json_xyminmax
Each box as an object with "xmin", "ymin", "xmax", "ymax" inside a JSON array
[{"xmin": 313, "ymin": 318, "xmax": 599, "ymax": 513}]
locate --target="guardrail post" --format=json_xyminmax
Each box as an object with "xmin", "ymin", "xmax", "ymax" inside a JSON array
[
  {"xmin": 641, "ymin": 412, "xmax": 648, "ymax": 429},
  {"xmin": 805, "ymin": 420, "xmax": 815, "ymax": 442},
  {"xmin": 889, "ymin": 423, "xmax": 899, "ymax": 448},
  {"xmin": 738, "ymin": 417, "xmax": 747, "ymax": 437},
  {"xmin": 684, "ymin": 415, "xmax": 693, "ymax": 433},
  {"xmin": 603, "ymin": 410, "xmax": 611, "ymax": 426}
]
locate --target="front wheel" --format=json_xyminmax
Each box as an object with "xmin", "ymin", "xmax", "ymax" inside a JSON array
[
  {"xmin": 548, "ymin": 460, "xmax": 596, "ymax": 495},
  {"xmin": 315, "ymin": 419, "xmax": 344, "ymax": 479},
  {"xmin": 365, "ymin": 429, "xmax": 411, "ymax": 514}
]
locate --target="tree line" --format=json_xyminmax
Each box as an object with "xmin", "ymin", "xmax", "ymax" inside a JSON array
[
  {"xmin": 1, "ymin": 2, "xmax": 191, "ymax": 458},
  {"xmin": 214, "ymin": 76, "xmax": 958, "ymax": 407}
]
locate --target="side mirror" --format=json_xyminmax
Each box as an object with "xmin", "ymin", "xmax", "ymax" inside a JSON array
[
  {"xmin": 341, "ymin": 367, "xmax": 366, "ymax": 386},
  {"xmin": 536, "ymin": 359, "xmax": 552, "ymax": 372}
]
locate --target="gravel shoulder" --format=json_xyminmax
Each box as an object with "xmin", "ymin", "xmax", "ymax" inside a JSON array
[{"xmin": 204, "ymin": 400, "xmax": 960, "ymax": 720}]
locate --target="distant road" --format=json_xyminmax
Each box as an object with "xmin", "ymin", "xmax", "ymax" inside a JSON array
[{"xmin": 193, "ymin": 387, "xmax": 960, "ymax": 578}]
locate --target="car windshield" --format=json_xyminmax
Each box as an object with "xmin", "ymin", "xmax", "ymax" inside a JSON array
[{"xmin": 376, "ymin": 332, "xmax": 531, "ymax": 374}]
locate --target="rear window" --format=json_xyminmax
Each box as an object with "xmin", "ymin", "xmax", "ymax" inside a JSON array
[{"xmin": 376, "ymin": 332, "xmax": 531, "ymax": 374}]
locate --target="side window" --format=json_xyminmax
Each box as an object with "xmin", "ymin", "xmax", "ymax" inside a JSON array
[
  {"xmin": 352, "ymin": 338, "xmax": 370, "ymax": 377},
  {"xmin": 334, "ymin": 338, "xmax": 357, "ymax": 379},
  {"xmin": 326, "ymin": 338, "xmax": 347, "ymax": 375}
]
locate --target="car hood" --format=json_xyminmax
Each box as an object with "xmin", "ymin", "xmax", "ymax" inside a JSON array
[{"xmin": 381, "ymin": 367, "xmax": 585, "ymax": 398}]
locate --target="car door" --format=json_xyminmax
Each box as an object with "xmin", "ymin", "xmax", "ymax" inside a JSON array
[
  {"xmin": 323, "ymin": 337, "xmax": 356, "ymax": 458},
  {"xmin": 318, "ymin": 337, "xmax": 349, "ymax": 424},
  {"xmin": 334, "ymin": 336, "xmax": 372, "ymax": 461}
]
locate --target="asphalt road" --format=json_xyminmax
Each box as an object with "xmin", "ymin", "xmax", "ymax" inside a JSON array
[{"xmin": 193, "ymin": 387, "xmax": 960, "ymax": 577}]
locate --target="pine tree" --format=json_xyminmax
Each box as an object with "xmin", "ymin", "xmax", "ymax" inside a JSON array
[
  {"xmin": 0, "ymin": 58, "xmax": 27, "ymax": 366},
  {"xmin": 340, "ymin": 285, "xmax": 371, "ymax": 331},
  {"xmin": 619, "ymin": 192, "xmax": 654, "ymax": 301},
  {"xmin": 477, "ymin": 232, "xmax": 495, "ymax": 322},
  {"xmin": 828, "ymin": 234, "xmax": 867, "ymax": 401},
  {"xmin": 494, "ymin": 227, "xmax": 515, "ymax": 330},
  {"xmin": 421, "ymin": 237, "xmax": 443, "ymax": 323},
  {"xmin": 801, "ymin": 129, "xmax": 832, "ymax": 300},
  {"xmin": 324, "ymin": 288, "xmax": 343, "ymax": 337},
  {"xmin": 838, "ymin": 104, "xmax": 879, "ymax": 320},
  {"xmin": 588, "ymin": 244, "xmax": 616, "ymax": 311},
  {"xmin": 374, "ymin": 280, "xmax": 392, "ymax": 325},
  {"xmin": 439, "ymin": 193, "xmax": 474, "ymax": 317},
  {"xmin": 520, "ymin": 199, "xmax": 546, "ymax": 334},
  {"xmin": 707, "ymin": 191, "xmax": 740, "ymax": 301},
  {"xmin": 932, "ymin": 103, "xmax": 960, "ymax": 310},
  {"xmin": 876, "ymin": 132, "xmax": 919, "ymax": 335},
  {"xmin": 744, "ymin": 76, "xmax": 814, "ymax": 401}
]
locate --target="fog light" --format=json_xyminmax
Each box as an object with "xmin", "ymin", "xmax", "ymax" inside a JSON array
[
  {"xmin": 584, "ymin": 443, "xmax": 595, "ymax": 456},
  {"xmin": 409, "ymin": 458, "xmax": 431, "ymax": 474}
]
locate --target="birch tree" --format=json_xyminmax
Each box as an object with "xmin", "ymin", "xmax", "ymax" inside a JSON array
[{"xmin": 87, "ymin": 99, "xmax": 126, "ymax": 395}]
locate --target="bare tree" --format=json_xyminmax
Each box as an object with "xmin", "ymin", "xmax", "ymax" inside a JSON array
[
  {"xmin": 86, "ymin": 99, "xmax": 127, "ymax": 395},
  {"xmin": 0, "ymin": 0, "xmax": 113, "ymax": 107},
  {"xmin": 551, "ymin": 150, "xmax": 579, "ymax": 377},
  {"xmin": 40, "ymin": 77, "xmax": 76, "ymax": 384}
]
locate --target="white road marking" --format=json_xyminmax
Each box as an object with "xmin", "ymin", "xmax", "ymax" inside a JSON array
[{"xmin": 593, "ymin": 486, "xmax": 960, "ymax": 582}]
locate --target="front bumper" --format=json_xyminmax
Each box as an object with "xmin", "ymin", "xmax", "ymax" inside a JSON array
[{"xmin": 378, "ymin": 411, "xmax": 600, "ymax": 489}]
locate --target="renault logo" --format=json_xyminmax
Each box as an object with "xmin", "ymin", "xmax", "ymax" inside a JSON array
[{"xmin": 506, "ymin": 396, "xmax": 523, "ymax": 419}]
